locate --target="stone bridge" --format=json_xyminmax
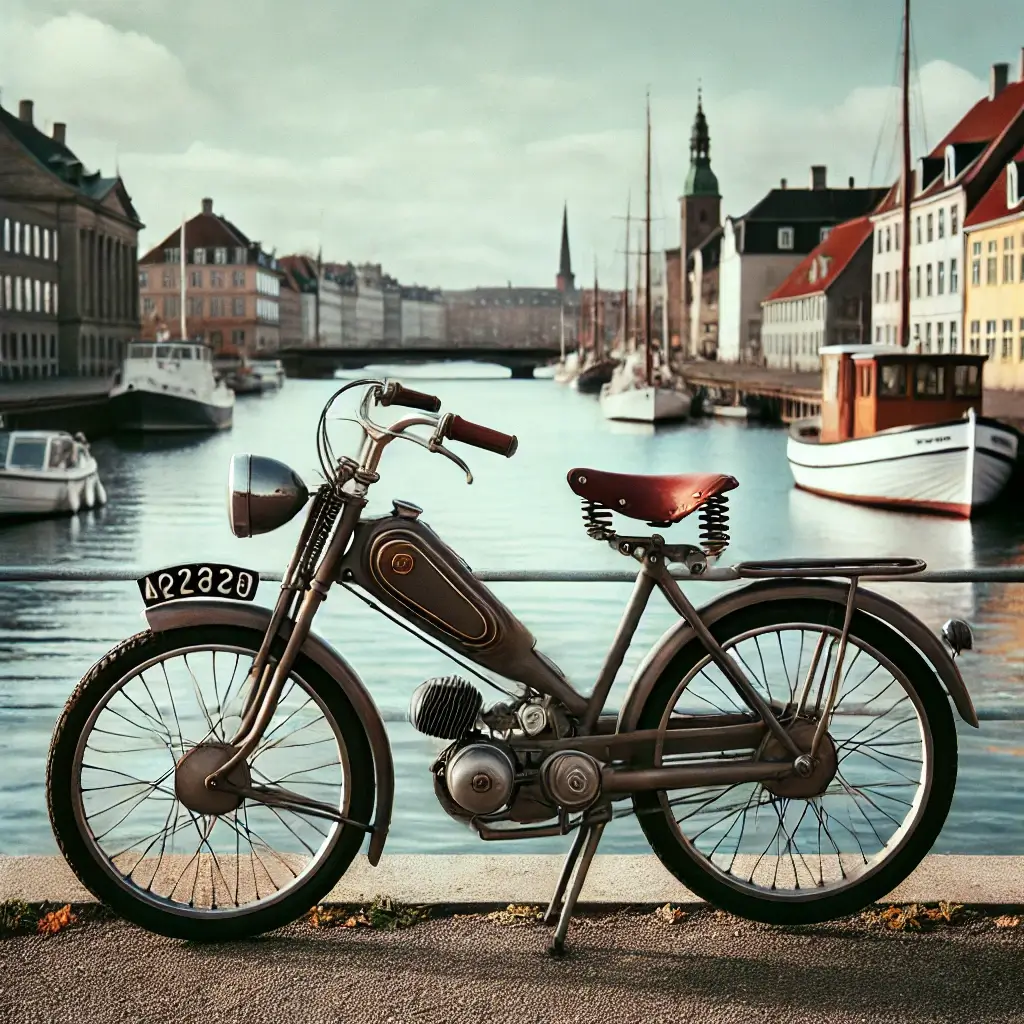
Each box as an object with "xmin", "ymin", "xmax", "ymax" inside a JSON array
[{"xmin": 278, "ymin": 345, "xmax": 561, "ymax": 380}]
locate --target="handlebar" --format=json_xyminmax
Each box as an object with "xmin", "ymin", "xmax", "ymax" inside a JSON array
[
  {"xmin": 441, "ymin": 413, "xmax": 518, "ymax": 458},
  {"xmin": 377, "ymin": 381, "xmax": 442, "ymax": 413}
]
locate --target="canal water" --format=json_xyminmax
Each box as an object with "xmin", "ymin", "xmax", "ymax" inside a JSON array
[{"xmin": 1, "ymin": 365, "xmax": 1023, "ymax": 857}]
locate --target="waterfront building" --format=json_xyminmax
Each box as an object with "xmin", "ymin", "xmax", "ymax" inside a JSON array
[
  {"xmin": 0, "ymin": 98, "xmax": 143, "ymax": 380},
  {"xmin": 761, "ymin": 216, "xmax": 874, "ymax": 372},
  {"xmin": 354, "ymin": 263, "xmax": 384, "ymax": 346},
  {"xmin": 962, "ymin": 143, "xmax": 1024, "ymax": 388},
  {"xmin": 717, "ymin": 167, "xmax": 887, "ymax": 364},
  {"xmin": 277, "ymin": 265, "xmax": 303, "ymax": 348},
  {"xmin": 138, "ymin": 198, "xmax": 282, "ymax": 355},
  {"xmin": 382, "ymin": 273, "xmax": 402, "ymax": 346},
  {"xmin": 687, "ymin": 227, "xmax": 723, "ymax": 360},
  {"xmin": 278, "ymin": 255, "xmax": 344, "ymax": 346},
  {"xmin": 399, "ymin": 286, "xmax": 446, "ymax": 344},
  {"xmin": 871, "ymin": 57, "xmax": 1024, "ymax": 357},
  {"xmin": 664, "ymin": 90, "xmax": 722, "ymax": 355}
]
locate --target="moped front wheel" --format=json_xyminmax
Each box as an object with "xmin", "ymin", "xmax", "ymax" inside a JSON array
[
  {"xmin": 46, "ymin": 624, "xmax": 376, "ymax": 941},
  {"xmin": 633, "ymin": 598, "xmax": 957, "ymax": 925}
]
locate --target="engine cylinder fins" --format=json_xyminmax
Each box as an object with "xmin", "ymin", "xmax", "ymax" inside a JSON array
[
  {"xmin": 409, "ymin": 676, "xmax": 483, "ymax": 739},
  {"xmin": 445, "ymin": 742, "xmax": 516, "ymax": 815},
  {"xmin": 698, "ymin": 494, "xmax": 731, "ymax": 557},
  {"xmin": 539, "ymin": 750, "xmax": 602, "ymax": 812}
]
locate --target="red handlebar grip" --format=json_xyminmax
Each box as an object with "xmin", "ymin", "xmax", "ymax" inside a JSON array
[
  {"xmin": 379, "ymin": 382, "xmax": 441, "ymax": 413},
  {"xmin": 444, "ymin": 415, "xmax": 518, "ymax": 458}
]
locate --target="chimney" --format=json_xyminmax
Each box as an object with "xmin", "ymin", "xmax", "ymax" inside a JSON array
[
  {"xmin": 848, "ymin": 176, "xmax": 855, "ymax": 188},
  {"xmin": 1019, "ymin": 47, "xmax": 1024, "ymax": 81},
  {"xmin": 991, "ymin": 62, "xmax": 1010, "ymax": 100},
  {"xmin": 52, "ymin": 122, "xmax": 66, "ymax": 145},
  {"xmin": 810, "ymin": 165, "xmax": 827, "ymax": 190},
  {"xmin": 18, "ymin": 99, "xmax": 33, "ymax": 125},
  {"xmin": 780, "ymin": 178, "xmax": 788, "ymax": 189},
  {"xmin": 201, "ymin": 197, "xmax": 213, "ymax": 215}
]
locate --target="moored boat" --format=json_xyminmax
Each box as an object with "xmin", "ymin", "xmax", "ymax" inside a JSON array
[
  {"xmin": 574, "ymin": 357, "xmax": 618, "ymax": 394},
  {"xmin": 109, "ymin": 340, "xmax": 235, "ymax": 433},
  {"xmin": 0, "ymin": 429, "xmax": 107, "ymax": 519},
  {"xmin": 786, "ymin": 346, "xmax": 1017, "ymax": 518}
]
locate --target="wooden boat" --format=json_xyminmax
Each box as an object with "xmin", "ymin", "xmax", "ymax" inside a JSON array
[
  {"xmin": 0, "ymin": 429, "xmax": 107, "ymax": 519},
  {"xmin": 575, "ymin": 357, "xmax": 618, "ymax": 394},
  {"xmin": 787, "ymin": 346, "xmax": 1017, "ymax": 517}
]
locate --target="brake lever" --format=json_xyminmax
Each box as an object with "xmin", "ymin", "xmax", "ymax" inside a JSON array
[{"xmin": 429, "ymin": 441, "xmax": 474, "ymax": 485}]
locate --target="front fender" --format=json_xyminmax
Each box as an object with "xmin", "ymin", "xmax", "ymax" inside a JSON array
[
  {"xmin": 617, "ymin": 578, "xmax": 978, "ymax": 733},
  {"xmin": 144, "ymin": 598, "xmax": 395, "ymax": 864}
]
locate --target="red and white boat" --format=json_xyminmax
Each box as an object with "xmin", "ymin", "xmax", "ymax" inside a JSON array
[{"xmin": 787, "ymin": 345, "xmax": 1018, "ymax": 518}]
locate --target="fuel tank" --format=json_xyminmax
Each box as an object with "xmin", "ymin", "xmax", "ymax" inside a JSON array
[{"xmin": 338, "ymin": 506, "xmax": 577, "ymax": 705}]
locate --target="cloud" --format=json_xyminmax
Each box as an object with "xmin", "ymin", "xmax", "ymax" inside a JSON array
[{"xmin": 0, "ymin": 8, "xmax": 998, "ymax": 289}]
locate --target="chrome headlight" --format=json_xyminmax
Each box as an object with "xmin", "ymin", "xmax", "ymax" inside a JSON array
[{"xmin": 228, "ymin": 453, "xmax": 309, "ymax": 538}]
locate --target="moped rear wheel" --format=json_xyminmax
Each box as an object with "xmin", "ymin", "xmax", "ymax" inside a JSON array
[
  {"xmin": 633, "ymin": 598, "xmax": 957, "ymax": 925},
  {"xmin": 46, "ymin": 624, "xmax": 375, "ymax": 941}
]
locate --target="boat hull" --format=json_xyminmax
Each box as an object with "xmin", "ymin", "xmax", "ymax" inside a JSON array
[
  {"xmin": 575, "ymin": 360, "xmax": 618, "ymax": 394},
  {"xmin": 0, "ymin": 465, "xmax": 105, "ymax": 519},
  {"xmin": 110, "ymin": 387, "xmax": 234, "ymax": 433},
  {"xmin": 600, "ymin": 385, "xmax": 692, "ymax": 423},
  {"xmin": 786, "ymin": 414, "xmax": 1018, "ymax": 518}
]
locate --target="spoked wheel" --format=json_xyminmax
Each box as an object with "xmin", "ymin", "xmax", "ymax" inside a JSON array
[
  {"xmin": 46, "ymin": 625, "xmax": 375, "ymax": 941},
  {"xmin": 633, "ymin": 598, "xmax": 957, "ymax": 925}
]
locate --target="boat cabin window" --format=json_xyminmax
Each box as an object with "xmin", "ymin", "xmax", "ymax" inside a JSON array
[
  {"xmin": 176, "ymin": 347, "xmax": 193, "ymax": 359},
  {"xmin": 7, "ymin": 437, "xmax": 48, "ymax": 471},
  {"xmin": 48, "ymin": 436, "xmax": 77, "ymax": 469},
  {"xmin": 823, "ymin": 358, "xmax": 839, "ymax": 399},
  {"xmin": 953, "ymin": 364, "xmax": 981, "ymax": 397},
  {"xmin": 914, "ymin": 363, "xmax": 946, "ymax": 398},
  {"xmin": 878, "ymin": 363, "xmax": 907, "ymax": 397},
  {"xmin": 858, "ymin": 364, "xmax": 873, "ymax": 397},
  {"xmin": 129, "ymin": 344, "xmax": 154, "ymax": 359}
]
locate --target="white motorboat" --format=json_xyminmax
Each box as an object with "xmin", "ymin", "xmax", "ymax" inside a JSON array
[
  {"xmin": 109, "ymin": 340, "xmax": 235, "ymax": 432},
  {"xmin": 787, "ymin": 346, "xmax": 1018, "ymax": 518},
  {"xmin": 599, "ymin": 352, "xmax": 691, "ymax": 423},
  {"xmin": 0, "ymin": 430, "xmax": 107, "ymax": 519},
  {"xmin": 250, "ymin": 358, "xmax": 285, "ymax": 391}
]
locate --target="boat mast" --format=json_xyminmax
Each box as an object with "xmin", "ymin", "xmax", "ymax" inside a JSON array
[
  {"xmin": 314, "ymin": 245, "xmax": 322, "ymax": 347},
  {"xmin": 898, "ymin": 0, "xmax": 912, "ymax": 348},
  {"xmin": 622, "ymin": 193, "xmax": 631, "ymax": 351},
  {"xmin": 644, "ymin": 90, "xmax": 653, "ymax": 386},
  {"xmin": 179, "ymin": 216, "xmax": 187, "ymax": 342},
  {"xmin": 592, "ymin": 256, "xmax": 600, "ymax": 361}
]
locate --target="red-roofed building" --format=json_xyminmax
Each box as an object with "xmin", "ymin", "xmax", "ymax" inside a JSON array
[
  {"xmin": 870, "ymin": 56, "xmax": 1024, "ymax": 357},
  {"xmin": 138, "ymin": 197, "xmax": 282, "ymax": 355},
  {"xmin": 761, "ymin": 217, "xmax": 874, "ymax": 371},
  {"xmin": 962, "ymin": 142, "xmax": 1024, "ymax": 387}
]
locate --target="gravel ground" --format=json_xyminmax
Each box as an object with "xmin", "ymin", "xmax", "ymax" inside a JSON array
[{"xmin": 2, "ymin": 907, "xmax": 1022, "ymax": 1024}]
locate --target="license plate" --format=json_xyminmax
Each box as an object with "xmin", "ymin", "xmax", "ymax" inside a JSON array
[{"xmin": 137, "ymin": 563, "xmax": 260, "ymax": 607}]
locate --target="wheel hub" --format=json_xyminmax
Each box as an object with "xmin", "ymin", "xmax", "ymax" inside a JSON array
[
  {"xmin": 760, "ymin": 720, "xmax": 838, "ymax": 799},
  {"xmin": 174, "ymin": 742, "xmax": 252, "ymax": 815}
]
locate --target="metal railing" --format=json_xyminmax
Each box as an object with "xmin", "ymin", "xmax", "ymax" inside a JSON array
[{"xmin": 2, "ymin": 564, "xmax": 1024, "ymax": 722}]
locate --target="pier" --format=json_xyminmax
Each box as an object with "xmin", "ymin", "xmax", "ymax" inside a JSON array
[{"xmin": 0, "ymin": 377, "xmax": 114, "ymax": 434}]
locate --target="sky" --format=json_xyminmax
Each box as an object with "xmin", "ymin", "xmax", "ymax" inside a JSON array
[{"xmin": 1, "ymin": 0, "xmax": 1022, "ymax": 289}]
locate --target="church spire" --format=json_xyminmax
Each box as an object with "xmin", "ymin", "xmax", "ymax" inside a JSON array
[
  {"xmin": 684, "ymin": 85, "xmax": 720, "ymax": 198},
  {"xmin": 556, "ymin": 202, "xmax": 575, "ymax": 293}
]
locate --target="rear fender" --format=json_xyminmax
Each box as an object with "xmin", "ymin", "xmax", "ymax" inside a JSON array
[
  {"xmin": 144, "ymin": 598, "xmax": 395, "ymax": 864},
  {"xmin": 617, "ymin": 578, "xmax": 979, "ymax": 733}
]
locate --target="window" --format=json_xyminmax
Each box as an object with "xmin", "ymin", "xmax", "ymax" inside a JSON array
[
  {"xmin": 950, "ymin": 258, "xmax": 958, "ymax": 292},
  {"xmin": 2, "ymin": 276, "xmax": 9, "ymax": 309},
  {"xmin": 950, "ymin": 205, "xmax": 959, "ymax": 235},
  {"xmin": 232, "ymin": 329, "xmax": 245, "ymax": 345},
  {"xmin": 43, "ymin": 281, "xmax": 51, "ymax": 314},
  {"xmin": 969, "ymin": 319, "xmax": 981, "ymax": 353},
  {"xmin": 214, "ymin": 247, "xmax": 228, "ymax": 264},
  {"xmin": 884, "ymin": 271, "xmax": 890, "ymax": 302},
  {"xmin": 972, "ymin": 257, "xmax": 981, "ymax": 286},
  {"xmin": 926, "ymin": 264, "xmax": 933, "ymax": 296},
  {"xmin": 52, "ymin": 283, "xmax": 58, "ymax": 314},
  {"xmin": 139, "ymin": 270, "xmax": 148, "ymax": 289},
  {"xmin": 937, "ymin": 208, "xmax": 945, "ymax": 239},
  {"xmin": 877, "ymin": 229, "xmax": 883, "ymax": 254},
  {"xmin": 915, "ymin": 265, "xmax": 921, "ymax": 298},
  {"xmin": 936, "ymin": 321, "xmax": 945, "ymax": 353},
  {"xmin": 14, "ymin": 276, "xmax": 21, "ymax": 311},
  {"xmin": 879, "ymin": 363, "xmax": 907, "ymax": 397},
  {"xmin": 232, "ymin": 270, "xmax": 245, "ymax": 287},
  {"xmin": 234, "ymin": 247, "xmax": 247, "ymax": 264},
  {"xmin": 163, "ymin": 296, "xmax": 180, "ymax": 319},
  {"xmin": 164, "ymin": 247, "xmax": 180, "ymax": 264},
  {"xmin": 915, "ymin": 217, "xmax": 921, "ymax": 245},
  {"xmin": 33, "ymin": 226, "xmax": 40, "ymax": 256},
  {"xmin": 859, "ymin": 364, "xmax": 873, "ymax": 397},
  {"xmin": 945, "ymin": 147, "xmax": 956, "ymax": 183},
  {"xmin": 925, "ymin": 321, "xmax": 932, "ymax": 352},
  {"xmin": 895, "ymin": 224, "xmax": 901, "ymax": 250},
  {"xmin": 142, "ymin": 297, "xmax": 155, "ymax": 315},
  {"xmin": 950, "ymin": 319, "xmax": 958, "ymax": 354},
  {"xmin": 2, "ymin": 217, "xmax": 8, "ymax": 251},
  {"xmin": 777, "ymin": 227, "xmax": 794, "ymax": 250},
  {"xmin": 986, "ymin": 319, "xmax": 997, "ymax": 356},
  {"xmin": 953, "ymin": 363, "xmax": 981, "ymax": 397},
  {"xmin": 987, "ymin": 254, "xmax": 998, "ymax": 285},
  {"xmin": 915, "ymin": 363, "xmax": 945, "ymax": 397},
  {"xmin": 190, "ymin": 270, "xmax": 202, "ymax": 288},
  {"xmin": 1005, "ymin": 253, "xmax": 1016, "ymax": 283},
  {"xmin": 52, "ymin": 230, "xmax": 58, "ymax": 261},
  {"xmin": 232, "ymin": 297, "xmax": 245, "ymax": 316},
  {"xmin": 1010, "ymin": 163, "xmax": 1021, "ymax": 208},
  {"xmin": 210, "ymin": 271, "xmax": 224, "ymax": 288},
  {"xmin": 927, "ymin": 213, "xmax": 934, "ymax": 242},
  {"xmin": 13, "ymin": 221, "xmax": 21, "ymax": 254},
  {"xmin": 193, "ymin": 248, "xmax": 207, "ymax": 264},
  {"xmin": 187, "ymin": 297, "xmax": 204, "ymax": 317},
  {"xmin": 210, "ymin": 297, "xmax": 225, "ymax": 316},
  {"xmin": 885, "ymin": 227, "xmax": 891, "ymax": 251},
  {"xmin": 937, "ymin": 261, "xmax": 945, "ymax": 295},
  {"xmin": 42, "ymin": 230, "xmax": 49, "ymax": 260},
  {"xmin": 875, "ymin": 273, "xmax": 881, "ymax": 302}
]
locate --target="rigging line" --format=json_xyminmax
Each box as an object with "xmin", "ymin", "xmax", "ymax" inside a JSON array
[
  {"xmin": 338, "ymin": 581, "xmax": 522, "ymax": 700},
  {"xmin": 909, "ymin": 25, "xmax": 929, "ymax": 155},
  {"xmin": 868, "ymin": 23, "xmax": 905, "ymax": 185}
]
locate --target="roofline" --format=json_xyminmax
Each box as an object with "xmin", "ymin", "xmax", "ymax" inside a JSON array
[{"xmin": 965, "ymin": 205, "xmax": 1024, "ymax": 231}]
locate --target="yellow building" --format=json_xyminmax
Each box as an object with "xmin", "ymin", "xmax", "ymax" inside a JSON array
[{"xmin": 964, "ymin": 145, "xmax": 1024, "ymax": 389}]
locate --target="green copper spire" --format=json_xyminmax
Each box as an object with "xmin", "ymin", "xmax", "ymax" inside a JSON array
[{"xmin": 683, "ymin": 85, "xmax": 720, "ymax": 198}]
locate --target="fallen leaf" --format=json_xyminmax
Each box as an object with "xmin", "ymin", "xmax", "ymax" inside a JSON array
[
  {"xmin": 37, "ymin": 905, "xmax": 76, "ymax": 936},
  {"xmin": 654, "ymin": 903, "xmax": 688, "ymax": 924},
  {"xmin": 994, "ymin": 915, "xmax": 1021, "ymax": 929}
]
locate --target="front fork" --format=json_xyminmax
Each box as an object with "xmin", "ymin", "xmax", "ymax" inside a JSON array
[{"xmin": 203, "ymin": 492, "xmax": 367, "ymax": 794}]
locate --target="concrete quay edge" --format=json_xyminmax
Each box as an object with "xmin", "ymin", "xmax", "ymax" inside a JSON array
[{"xmin": 2, "ymin": 853, "xmax": 1022, "ymax": 908}]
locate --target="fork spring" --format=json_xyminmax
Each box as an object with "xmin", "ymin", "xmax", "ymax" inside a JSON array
[
  {"xmin": 698, "ymin": 495, "xmax": 731, "ymax": 557},
  {"xmin": 581, "ymin": 500, "xmax": 616, "ymax": 542}
]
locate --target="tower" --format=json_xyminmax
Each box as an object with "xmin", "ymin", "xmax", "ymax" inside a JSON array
[
  {"xmin": 679, "ymin": 87, "xmax": 722, "ymax": 355},
  {"xmin": 556, "ymin": 202, "xmax": 575, "ymax": 293}
]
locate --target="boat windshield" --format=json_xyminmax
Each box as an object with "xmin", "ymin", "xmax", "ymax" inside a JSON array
[
  {"xmin": 7, "ymin": 436, "xmax": 49, "ymax": 471},
  {"xmin": 0, "ymin": 431, "xmax": 9, "ymax": 467},
  {"xmin": 48, "ymin": 435, "xmax": 78, "ymax": 469},
  {"xmin": 128, "ymin": 344, "xmax": 155, "ymax": 359}
]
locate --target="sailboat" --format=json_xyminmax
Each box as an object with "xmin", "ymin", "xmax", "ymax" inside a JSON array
[
  {"xmin": 600, "ymin": 94, "xmax": 692, "ymax": 423},
  {"xmin": 574, "ymin": 262, "xmax": 618, "ymax": 394},
  {"xmin": 553, "ymin": 302, "xmax": 579, "ymax": 384},
  {"xmin": 785, "ymin": 0, "xmax": 1017, "ymax": 517}
]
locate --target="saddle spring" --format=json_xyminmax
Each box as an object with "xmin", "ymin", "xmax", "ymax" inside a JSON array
[
  {"xmin": 580, "ymin": 500, "xmax": 616, "ymax": 541},
  {"xmin": 698, "ymin": 494, "xmax": 731, "ymax": 557}
]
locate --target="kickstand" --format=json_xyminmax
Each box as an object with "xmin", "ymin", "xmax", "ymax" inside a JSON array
[{"xmin": 545, "ymin": 821, "xmax": 606, "ymax": 958}]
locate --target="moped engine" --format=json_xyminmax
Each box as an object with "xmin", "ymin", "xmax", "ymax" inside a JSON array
[
  {"xmin": 444, "ymin": 740, "xmax": 516, "ymax": 815},
  {"xmin": 409, "ymin": 676, "xmax": 483, "ymax": 739}
]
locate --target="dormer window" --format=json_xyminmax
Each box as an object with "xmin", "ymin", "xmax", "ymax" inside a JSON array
[
  {"xmin": 778, "ymin": 227, "xmax": 794, "ymax": 250},
  {"xmin": 945, "ymin": 145, "xmax": 956, "ymax": 184},
  {"xmin": 820, "ymin": 226, "xmax": 832, "ymax": 244},
  {"xmin": 193, "ymin": 248, "xmax": 207, "ymax": 264},
  {"xmin": 1009, "ymin": 163, "xmax": 1022, "ymax": 209}
]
